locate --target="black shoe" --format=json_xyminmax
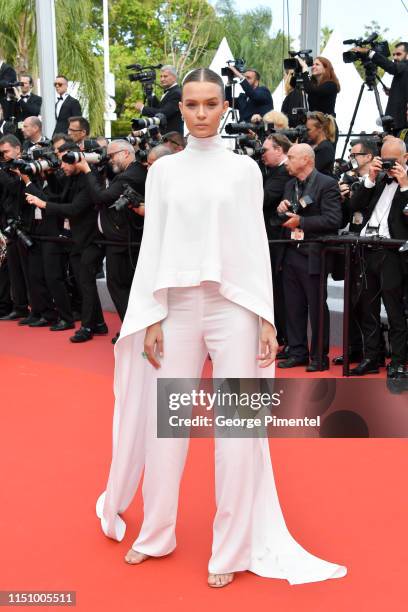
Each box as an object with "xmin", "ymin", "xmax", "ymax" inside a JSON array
[
  {"xmin": 0, "ymin": 309, "xmax": 29, "ymax": 321},
  {"xmin": 93, "ymin": 322, "xmax": 108, "ymax": 335},
  {"xmin": 70, "ymin": 327, "xmax": 93, "ymax": 343},
  {"xmin": 18, "ymin": 314, "xmax": 40, "ymax": 326},
  {"xmin": 386, "ymin": 363, "xmax": 408, "ymax": 380},
  {"xmin": 306, "ymin": 358, "xmax": 330, "ymax": 372},
  {"xmin": 349, "ymin": 358, "xmax": 379, "ymax": 376},
  {"xmin": 278, "ymin": 357, "xmax": 309, "ymax": 369},
  {"xmin": 50, "ymin": 320, "xmax": 75, "ymax": 331},
  {"xmin": 332, "ymin": 351, "xmax": 363, "ymax": 366},
  {"xmin": 29, "ymin": 317, "xmax": 53, "ymax": 328},
  {"xmin": 111, "ymin": 332, "xmax": 120, "ymax": 345},
  {"xmin": 277, "ymin": 345, "xmax": 290, "ymax": 360}
]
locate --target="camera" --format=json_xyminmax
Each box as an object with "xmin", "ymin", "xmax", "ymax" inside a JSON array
[
  {"xmin": 403, "ymin": 204, "xmax": 408, "ymax": 216},
  {"xmin": 339, "ymin": 173, "xmax": 362, "ymax": 197},
  {"xmin": 109, "ymin": 184, "xmax": 144, "ymax": 212},
  {"xmin": 221, "ymin": 59, "xmax": 246, "ymax": 82},
  {"xmin": 235, "ymin": 135, "xmax": 263, "ymax": 160},
  {"xmin": 278, "ymin": 193, "xmax": 313, "ymax": 222},
  {"xmin": 61, "ymin": 150, "xmax": 108, "ymax": 166},
  {"xmin": 3, "ymin": 217, "xmax": 33, "ymax": 249},
  {"xmin": 131, "ymin": 113, "xmax": 167, "ymax": 131},
  {"xmin": 343, "ymin": 32, "xmax": 390, "ymax": 66},
  {"xmin": 381, "ymin": 158, "xmax": 397, "ymax": 171},
  {"xmin": 126, "ymin": 62, "xmax": 162, "ymax": 96},
  {"xmin": 283, "ymin": 50, "xmax": 313, "ymax": 73},
  {"xmin": 333, "ymin": 157, "xmax": 359, "ymax": 180}
]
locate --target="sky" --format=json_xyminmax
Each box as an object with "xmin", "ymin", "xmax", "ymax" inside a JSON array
[{"xmin": 213, "ymin": 0, "xmax": 407, "ymax": 42}]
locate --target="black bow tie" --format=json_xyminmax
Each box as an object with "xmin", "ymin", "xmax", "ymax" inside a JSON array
[
  {"xmin": 57, "ymin": 96, "xmax": 63, "ymax": 101},
  {"xmin": 21, "ymin": 95, "xmax": 29, "ymax": 100},
  {"xmin": 383, "ymin": 175, "xmax": 397, "ymax": 185}
]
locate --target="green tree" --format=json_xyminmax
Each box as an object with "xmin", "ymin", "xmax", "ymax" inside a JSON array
[
  {"xmin": 0, "ymin": 0, "xmax": 104, "ymax": 133},
  {"xmin": 320, "ymin": 26, "xmax": 333, "ymax": 53}
]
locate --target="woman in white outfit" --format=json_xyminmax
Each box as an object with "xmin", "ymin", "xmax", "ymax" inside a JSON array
[{"xmin": 96, "ymin": 68, "xmax": 347, "ymax": 588}]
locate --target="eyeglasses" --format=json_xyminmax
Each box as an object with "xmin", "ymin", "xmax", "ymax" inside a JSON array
[
  {"xmin": 349, "ymin": 152, "xmax": 368, "ymax": 158},
  {"xmin": 68, "ymin": 127, "xmax": 85, "ymax": 133},
  {"xmin": 54, "ymin": 82, "xmax": 65, "ymax": 87},
  {"xmin": 107, "ymin": 149, "xmax": 126, "ymax": 159},
  {"xmin": 161, "ymin": 136, "xmax": 179, "ymax": 147}
]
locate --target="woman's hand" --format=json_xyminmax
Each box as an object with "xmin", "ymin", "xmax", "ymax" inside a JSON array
[
  {"xmin": 144, "ymin": 322, "xmax": 163, "ymax": 369},
  {"xmin": 26, "ymin": 193, "xmax": 46, "ymax": 208},
  {"xmin": 257, "ymin": 320, "xmax": 278, "ymax": 368}
]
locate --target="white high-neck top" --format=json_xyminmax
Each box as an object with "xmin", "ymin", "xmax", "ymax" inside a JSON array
[{"xmin": 118, "ymin": 133, "xmax": 274, "ymax": 338}]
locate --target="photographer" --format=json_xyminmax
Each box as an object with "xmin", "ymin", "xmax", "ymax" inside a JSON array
[
  {"xmin": 13, "ymin": 75, "xmax": 42, "ymax": 125},
  {"xmin": 306, "ymin": 111, "xmax": 336, "ymax": 175},
  {"xmin": 225, "ymin": 66, "xmax": 273, "ymax": 122},
  {"xmin": 332, "ymin": 139, "xmax": 377, "ymax": 366},
  {"xmin": 0, "ymin": 134, "xmax": 57, "ymax": 325},
  {"xmin": 22, "ymin": 117, "xmax": 50, "ymax": 155},
  {"xmin": 348, "ymin": 137, "xmax": 408, "ymax": 380},
  {"xmin": 76, "ymin": 139, "xmax": 147, "ymax": 330},
  {"xmin": 26, "ymin": 142, "xmax": 108, "ymax": 343},
  {"xmin": 0, "ymin": 57, "xmax": 17, "ymax": 120},
  {"xmin": 67, "ymin": 116, "xmax": 90, "ymax": 150},
  {"xmin": 351, "ymin": 42, "xmax": 408, "ymax": 131},
  {"xmin": 262, "ymin": 133, "xmax": 292, "ymax": 354},
  {"xmin": 135, "ymin": 66, "xmax": 183, "ymax": 134},
  {"xmin": 296, "ymin": 56, "xmax": 340, "ymax": 118},
  {"xmin": 276, "ymin": 144, "xmax": 343, "ymax": 371}
]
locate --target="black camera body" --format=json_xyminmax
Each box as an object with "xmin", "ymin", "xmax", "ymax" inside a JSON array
[
  {"xmin": 235, "ymin": 135, "xmax": 263, "ymax": 160},
  {"xmin": 110, "ymin": 184, "xmax": 144, "ymax": 212},
  {"xmin": 343, "ymin": 32, "xmax": 390, "ymax": 64},
  {"xmin": 381, "ymin": 157, "xmax": 397, "ymax": 171},
  {"xmin": 283, "ymin": 50, "xmax": 313, "ymax": 74},
  {"xmin": 3, "ymin": 217, "xmax": 33, "ymax": 249},
  {"xmin": 127, "ymin": 62, "xmax": 162, "ymax": 96},
  {"xmin": 221, "ymin": 59, "xmax": 246, "ymax": 82},
  {"xmin": 277, "ymin": 193, "xmax": 313, "ymax": 222}
]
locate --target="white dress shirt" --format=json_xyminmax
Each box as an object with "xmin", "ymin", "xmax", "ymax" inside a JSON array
[
  {"xmin": 55, "ymin": 92, "xmax": 68, "ymax": 118},
  {"xmin": 361, "ymin": 171, "xmax": 408, "ymax": 238}
]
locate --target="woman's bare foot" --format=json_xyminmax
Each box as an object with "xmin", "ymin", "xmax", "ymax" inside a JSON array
[
  {"xmin": 124, "ymin": 549, "xmax": 150, "ymax": 564},
  {"xmin": 208, "ymin": 573, "xmax": 235, "ymax": 588}
]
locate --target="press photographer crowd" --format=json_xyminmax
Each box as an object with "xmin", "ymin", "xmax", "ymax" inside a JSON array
[{"xmin": 0, "ymin": 33, "xmax": 408, "ymax": 380}]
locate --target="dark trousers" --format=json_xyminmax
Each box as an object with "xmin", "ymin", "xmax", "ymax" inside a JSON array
[
  {"xmin": 6, "ymin": 240, "xmax": 29, "ymax": 311},
  {"xmin": 360, "ymin": 249, "xmax": 407, "ymax": 365},
  {"xmin": 106, "ymin": 247, "xmax": 138, "ymax": 321},
  {"xmin": 282, "ymin": 247, "xmax": 330, "ymax": 361},
  {"xmin": 70, "ymin": 244, "xmax": 105, "ymax": 330},
  {"xmin": 40, "ymin": 239, "xmax": 73, "ymax": 323},
  {"xmin": 269, "ymin": 242, "xmax": 287, "ymax": 345},
  {"xmin": 26, "ymin": 237, "xmax": 57, "ymax": 321},
  {"xmin": 0, "ymin": 259, "xmax": 12, "ymax": 315}
]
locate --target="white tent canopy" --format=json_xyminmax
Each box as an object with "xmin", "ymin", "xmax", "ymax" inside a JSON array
[{"xmin": 272, "ymin": 31, "xmax": 392, "ymax": 156}]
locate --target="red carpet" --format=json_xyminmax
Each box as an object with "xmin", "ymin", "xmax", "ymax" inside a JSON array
[{"xmin": 0, "ymin": 313, "xmax": 406, "ymax": 611}]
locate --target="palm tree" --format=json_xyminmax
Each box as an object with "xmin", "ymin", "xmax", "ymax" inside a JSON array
[{"xmin": 0, "ymin": 0, "xmax": 104, "ymax": 133}]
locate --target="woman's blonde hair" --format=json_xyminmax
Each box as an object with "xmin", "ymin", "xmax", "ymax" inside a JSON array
[
  {"xmin": 262, "ymin": 110, "xmax": 289, "ymax": 129},
  {"xmin": 307, "ymin": 111, "xmax": 336, "ymax": 143}
]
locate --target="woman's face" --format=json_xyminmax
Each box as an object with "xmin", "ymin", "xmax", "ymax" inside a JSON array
[
  {"xmin": 312, "ymin": 59, "xmax": 325, "ymax": 78},
  {"xmin": 179, "ymin": 81, "xmax": 229, "ymax": 138},
  {"xmin": 306, "ymin": 118, "xmax": 323, "ymax": 143}
]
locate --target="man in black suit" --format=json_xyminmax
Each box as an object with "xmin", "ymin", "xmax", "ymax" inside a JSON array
[
  {"xmin": 22, "ymin": 116, "xmax": 50, "ymax": 154},
  {"xmin": 76, "ymin": 139, "xmax": 147, "ymax": 334},
  {"xmin": 225, "ymin": 66, "xmax": 273, "ymax": 122},
  {"xmin": 135, "ymin": 65, "xmax": 183, "ymax": 134},
  {"xmin": 0, "ymin": 59, "xmax": 17, "ymax": 120},
  {"xmin": 276, "ymin": 143, "xmax": 343, "ymax": 371},
  {"xmin": 348, "ymin": 137, "xmax": 408, "ymax": 379},
  {"xmin": 25, "ymin": 142, "xmax": 107, "ymax": 342},
  {"xmin": 262, "ymin": 133, "xmax": 292, "ymax": 352},
  {"xmin": 353, "ymin": 42, "xmax": 408, "ymax": 131},
  {"xmin": 53, "ymin": 75, "xmax": 82, "ymax": 135},
  {"xmin": 13, "ymin": 75, "xmax": 42, "ymax": 124}
]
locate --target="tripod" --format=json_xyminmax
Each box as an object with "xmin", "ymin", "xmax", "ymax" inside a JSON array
[
  {"xmin": 340, "ymin": 62, "xmax": 384, "ymax": 159},
  {"xmin": 220, "ymin": 79, "xmax": 240, "ymax": 133}
]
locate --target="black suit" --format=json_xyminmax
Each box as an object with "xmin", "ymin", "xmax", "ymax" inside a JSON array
[
  {"xmin": 263, "ymin": 163, "xmax": 292, "ymax": 345},
  {"xmin": 142, "ymin": 85, "xmax": 183, "ymax": 134},
  {"xmin": 0, "ymin": 63, "xmax": 17, "ymax": 120},
  {"xmin": 370, "ymin": 53, "xmax": 408, "ymax": 130},
  {"xmin": 14, "ymin": 93, "xmax": 42, "ymax": 122},
  {"xmin": 44, "ymin": 172, "xmax": 105, "ymax": 330},
  {"xmin": 53, "ymin": 94, "xmax": 82, "ymax": 135},
  {"xmin": 349, "ymin": 176, "xmax": 408, "ymax": 364},
  {"xmin": 226, "ymin": 79, "xmax": 273, "ymax": 122},
  {"xmin": 84, "ymin": 161, "xmax": 147, "ymax": 320},
  {"xmin": 280, "ymin": 169, "xmax": 342, "ymax": 362}
]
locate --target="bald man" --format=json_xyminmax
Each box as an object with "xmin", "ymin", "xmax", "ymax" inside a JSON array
[
  {"xmin": 276, "ymin": 143, "xmax": 342, "ymax": 372},
  {"xmin": 348, "ymin": 137, "xmax": 408, "ymax": 379}
]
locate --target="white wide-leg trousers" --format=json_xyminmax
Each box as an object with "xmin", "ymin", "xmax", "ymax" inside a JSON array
[{"xmin": 128, "ymin": 282, "xmax": 346, "ymax": 581}]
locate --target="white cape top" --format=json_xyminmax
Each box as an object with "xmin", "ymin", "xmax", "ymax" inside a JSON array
[{"xmin": 97, "ymin": 134, "xmax": 346, "ymax": 584}]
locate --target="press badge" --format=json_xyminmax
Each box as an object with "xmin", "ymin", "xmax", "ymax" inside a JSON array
[
  {"xmin": 291, "ymin": 228, "xmax": 304, "ymax": 240},
  {"xmin": 352, "ymin": 212, "xmax": 363, "ymax": 225}
]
